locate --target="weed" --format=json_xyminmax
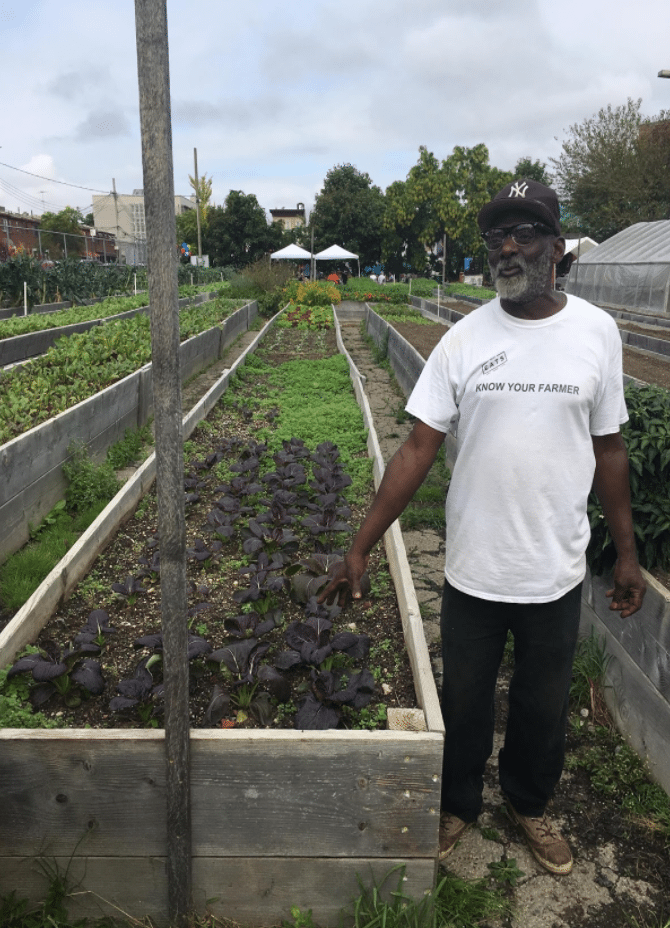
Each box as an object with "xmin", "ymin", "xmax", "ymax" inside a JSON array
[
  {"xmin": 106, "ymin": 425, "xmax": 153, "ymax": 470},
  {"xmin": 566, "ymin": 728, "xmax": 670, "ymax": 838},
  {"xmin": 487, "ymin": 858, "xmax": 525, "ymax": 887},
  {"xmin": 502, "ymin": 630, "xmax": 515, "ymax": 668},
  {"xmin": 393, "ymin": 401, "xmax": 410, "ymax": 424},
  {"xmin": 282, "ymin": 905, "xmax": 318, "ymax": 928},
  {"xmin": 133, "ymin": 497, "xmax": 151, "ymax": 521},
  {"xmin": 77, "ymin": 571, "xmax": 110, "ymax": 606},
  {"xmin": 347, "ymin": 866, "xmax": 511, "ymax": 928},
  {"xmin": 372, "ymin": 332, "xmax": 390, "ymax": 365},
  {"xmin": 570, "ymin": 628, "xmax": 611, "ymax": 716},
  {"xmin": 344, "ymin": 702, "xmax": 387, "ymax": 730},
  {"xmin": 62, "ymin": 442, "xmax": 119, "ymax": 514},
  {"xmin": 399, "ymin": 453, "xmax": 449, "ymax": 534},
  {"xmin": 480, "ymin": 826, "xmax": 503, "ymax": 842},
  {"xmin": 0, "ymin": 667, "xmax": 62, "ymax": 729}
]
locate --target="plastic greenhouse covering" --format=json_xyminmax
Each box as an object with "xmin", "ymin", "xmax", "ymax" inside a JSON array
[{"xmin": 566, "ymin": 221, "xmax": 670, "ymax": 316}]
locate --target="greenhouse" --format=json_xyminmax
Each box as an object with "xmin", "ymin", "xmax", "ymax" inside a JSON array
[{"xmin": 566, "ymin": 220, "xmax": 670, "ymax": 316}]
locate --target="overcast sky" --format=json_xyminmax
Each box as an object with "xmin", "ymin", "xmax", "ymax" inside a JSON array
[{"xmin": 2, "ymin": 0, "xmax": 669, "ymax": 221}]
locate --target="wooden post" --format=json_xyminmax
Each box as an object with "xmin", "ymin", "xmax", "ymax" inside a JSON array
[
  {"xmin": 134, "ymin": 3, "xmax": 192, "ymax": 926},
  {"xmin": 194, "ymin": 147, "xmax": 203, "ymax": 268}
]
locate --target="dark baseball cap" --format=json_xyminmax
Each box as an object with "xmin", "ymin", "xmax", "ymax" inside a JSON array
[{"xmin": 477, "ymin": 179, "xmax": 561, "ymax": 235}]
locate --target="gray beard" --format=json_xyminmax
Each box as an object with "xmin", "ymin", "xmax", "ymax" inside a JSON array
[{"xmin": 490, "ymin": 247, "xmax": 554, "ymax": 303}]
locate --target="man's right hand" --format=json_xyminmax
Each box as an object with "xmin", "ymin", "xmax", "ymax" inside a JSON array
[
  {"xmin": 318, "ymin": 551, "xmax": 370, "ymax": 608},
  {"xmin": 318, "ymin": 420, "xmax": 446, "ymax": 609}
]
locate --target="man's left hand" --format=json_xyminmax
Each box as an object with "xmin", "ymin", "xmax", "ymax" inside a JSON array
[{"xmin": 606, "ymin": 555, "xmax": 647, "ymax": 618}]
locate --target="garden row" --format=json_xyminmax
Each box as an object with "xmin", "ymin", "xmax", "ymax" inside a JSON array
[
  {"xmin": 412, "ymin": 292, "xmax": 670, "ymax": 363},
  {"xmin": 0, "ymin": 287, "xmax": 230, "ymax": 369},
  {"xmin": 0, "ymin": 295, "xmax": 247, "ymax": 444},
  {"xmin": 0, "ymin": 253, "xmax": 227, "ymax": 309},
  {"xmin": 0, "ymin": 281, "xmax": 229, "ymax": 340},
  {"xmin": 0, "ymin": 297, "xmax": 256, "ymax": 564},
  {"xmin": 0, "ymin": 309, "xmax": 443, "ymax": 927}
]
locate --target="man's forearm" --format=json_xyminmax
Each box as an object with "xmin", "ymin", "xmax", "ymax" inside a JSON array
[
  {"xmin": 350, "ymin": 421, "xmax": 446, "ymax": 559},
  {"xmin": 592, "ymin": 435, "xmax": 637, "ymax": 558}
]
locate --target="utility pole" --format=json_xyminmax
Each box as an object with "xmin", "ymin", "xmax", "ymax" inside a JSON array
[
  {"xmin": 310, "ymin": 222, "xmax": 315, "ymax": 282},
  {"xmin": 193, "ymin": 147, "xmax": 202, "ymax": 266},
  {"xmin": 112, "ymin": 178, "xmax": 121, "ymax": 263},
  {"xmin": 134, "ymin": 2, "xmax": 192, "ymax": 925}
]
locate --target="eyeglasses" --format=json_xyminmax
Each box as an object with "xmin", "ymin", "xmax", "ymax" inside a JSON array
[{"xmin": 481, "ymin": 222, "xmax": 553, "ymax": 250}]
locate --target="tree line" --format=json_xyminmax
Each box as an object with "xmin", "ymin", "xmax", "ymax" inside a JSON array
[{"xmin": 38, "ymin": 97, "xmax": 670, "ymax": 278}]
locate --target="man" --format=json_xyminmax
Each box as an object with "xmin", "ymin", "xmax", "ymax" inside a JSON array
[{"xmin": 319, "ymin": 179, "xmax": 646, "ymax": 875}]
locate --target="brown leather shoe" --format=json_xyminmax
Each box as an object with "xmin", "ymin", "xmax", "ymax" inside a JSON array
[
  {"xmin": 506, "ymin": 801, "xmax": 573, "ymax": 875},
  {"xmin": 438, "ymin": 813, "xmax": 472, "ymax": 861}
]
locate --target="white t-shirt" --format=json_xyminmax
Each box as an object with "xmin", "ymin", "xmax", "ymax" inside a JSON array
[{"xmin": 405, "ymin": 295, "xmax": 627, "ymax": 603}]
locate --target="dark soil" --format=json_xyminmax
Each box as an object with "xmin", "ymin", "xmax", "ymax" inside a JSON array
[
  {"xmin": 19, "ymin": 325, "xmax": 417, "ymax": 732},
  {"xmin": 394, "ymin": 318, "xmax": 670, "ymax": 390}
]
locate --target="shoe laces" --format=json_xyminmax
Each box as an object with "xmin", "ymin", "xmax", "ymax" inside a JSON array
[{"xmin": 527, "ymin": 814, "xmax": 561, "ymax": 841}]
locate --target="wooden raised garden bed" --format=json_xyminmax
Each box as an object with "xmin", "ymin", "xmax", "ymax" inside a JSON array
[{"xmin": 0, "ymin": 312, "xmax": 443, "ymax": 927}]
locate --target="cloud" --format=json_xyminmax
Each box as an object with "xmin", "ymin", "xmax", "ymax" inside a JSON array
[
  {"xmin": 172, "ymin": 96, "xmax": 287, "ymax": 130},
  {"xmin": 73, "ymin": 110, "xmax": 133, "ymax": 141}
]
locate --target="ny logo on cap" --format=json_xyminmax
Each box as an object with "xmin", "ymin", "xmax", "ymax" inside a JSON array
[{"xmin": 508, "ymin": 181, "xmax": 529, "ymax": 198}]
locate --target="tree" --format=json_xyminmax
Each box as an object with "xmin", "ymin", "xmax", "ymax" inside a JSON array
[
  {"xmin": 175, "ymin": 209, "xmax": 200, "ymax": 258},
  {"xmin": 382, "ymin": 146, "xmax": 512, "ymax": 278},
  {"xmin": 307, "ymin": 164, "xmax": 385, "ymax": 270},
  {"xmin": 188, "ymin": 172, "xmax": 213, "ymax": 222},
  {"xmin": 205, "ymin": 191, "xmax": 276, "ymax": 268},
  {"xmin": 513, "ymin": 157, "xmax": 552, "ymax": 186},
  {"xmin": 40, "ymin": 206, "xmax": 86, "ymax": 258},
  {"xmin": 551, "ymin": 98, "xmax": 670, "ymax": 240}
]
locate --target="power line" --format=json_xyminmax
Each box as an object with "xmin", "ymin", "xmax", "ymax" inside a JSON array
[
  {"xmin": 0, "ymin": 159, "xmax": 110, "ymax": 193},
  {"xmin": 0, "ymin": 177, "xmax": 62, "ymax": 213}
]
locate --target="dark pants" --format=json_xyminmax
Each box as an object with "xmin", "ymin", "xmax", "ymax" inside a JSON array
[{"xmin": 439, "ymin": 579, "xmax": 582, "ymax": 822}]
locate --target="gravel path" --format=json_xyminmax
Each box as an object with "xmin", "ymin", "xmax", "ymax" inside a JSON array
[{"xmin": 336, "ymin": 303, "xmax": 666, "ymax": 928}]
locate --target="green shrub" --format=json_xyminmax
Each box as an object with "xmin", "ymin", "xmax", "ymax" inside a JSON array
[
  {"xmin": 588, "ymin": 382, "xmax": 670, "ymax": 573},
  {"xmin": 283, "ymin": 280, "xmax": 341, "ymax": 306},
  {"xmin": 62, "ymin": 442, "xmax": 119, "ymax": 514},
  {"xmin": 106, "ymin": 425, "xmax": 153, "ymax": 470}
]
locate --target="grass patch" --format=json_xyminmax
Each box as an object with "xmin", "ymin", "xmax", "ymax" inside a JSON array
[
  {"xmin": 0, "ymin": 501, "xmax": 105, "ymax": 613},
  {"xmin": 0, "ymin": 426, "xmax": 153, "ymax": 616},
  {"xmin": 345, "ymin": 866, "xmax": 512, "ymax": 928}
]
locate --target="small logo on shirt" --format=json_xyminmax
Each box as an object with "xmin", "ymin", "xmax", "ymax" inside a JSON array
[{"xmin": 482, "ymin": 352, "xmax": 507, "ymax": 375}]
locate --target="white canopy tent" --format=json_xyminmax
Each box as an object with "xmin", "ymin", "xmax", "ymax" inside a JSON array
[
  {"xmin": 313, "ymin": 244, "xmax": 360, "ymax": 278},
  {"xmin": 270, "ymin": 243, "xmax": 312, "ymax": 260},
  {"xmin": 564, "ymin": 237, "xmax": 598, "ymax": 259}
]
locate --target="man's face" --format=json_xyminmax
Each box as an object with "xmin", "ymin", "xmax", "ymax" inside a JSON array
[{"xmin": 487, "ymin": 212, "xmax": 557, "ymax": 304}]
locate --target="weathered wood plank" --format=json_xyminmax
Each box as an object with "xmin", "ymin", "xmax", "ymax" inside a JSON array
[
  {"xmin": 580, "ymin": 599, "xmax": 670, "ymax": 795},
  {"xmin": 584, "ymin": 567, "xmax": 670, "ymax": 701},
  {"xmin": 0, "ymin": 855, "xmax": 436, "ymax": 928},
  {"xmin": 0, "ymin": 730, "xmax": 442, "ymax": 858}
]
